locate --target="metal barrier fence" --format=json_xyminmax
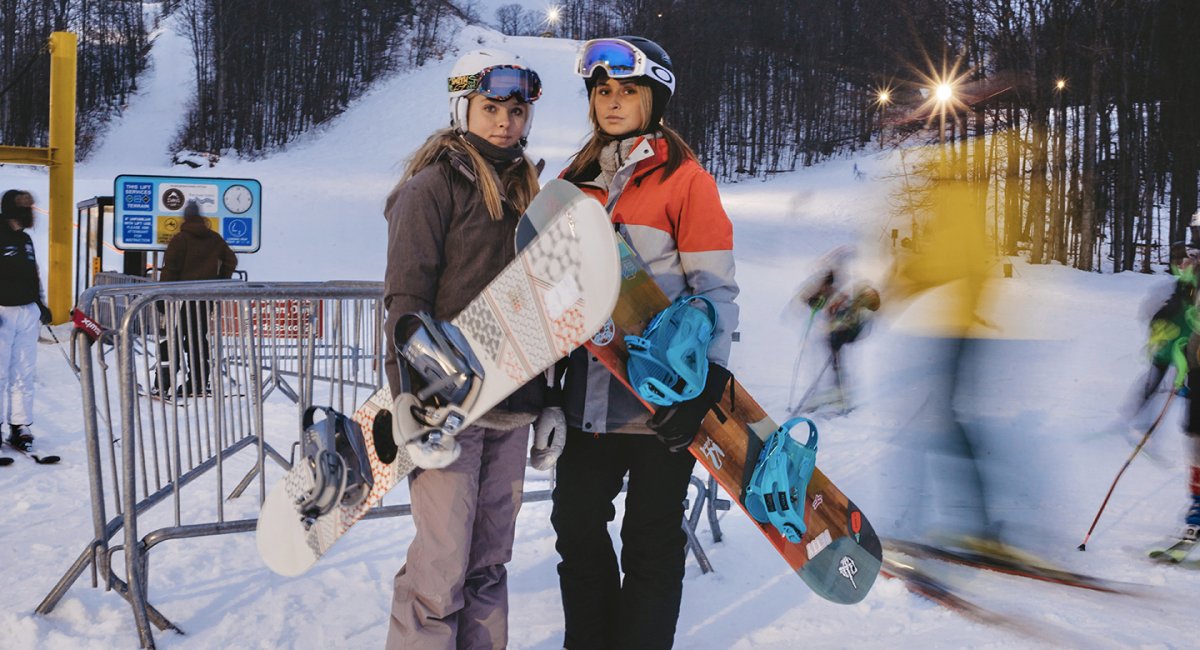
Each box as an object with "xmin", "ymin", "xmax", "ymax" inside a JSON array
[
  {"xmin": 35, "ymin": 279, "xmax": 727, "ymax": 649},
  {"xmin": 36, "ymin": 281, "xmax": 385, "ymax": 648}
]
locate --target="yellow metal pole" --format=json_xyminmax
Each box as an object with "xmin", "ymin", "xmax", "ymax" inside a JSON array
[{"xmin": 46, "ymin": 32, "xmax": 76, "ymax": 324}]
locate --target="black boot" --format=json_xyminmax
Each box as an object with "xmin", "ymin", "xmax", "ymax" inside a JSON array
[{"xmin": 7, "ymin": 424, "xmax": 34, "ymax": 452}]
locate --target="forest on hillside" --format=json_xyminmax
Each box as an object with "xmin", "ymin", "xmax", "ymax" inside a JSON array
[{"xmin": 1, "ymin": 0, "xmax": 1197, "ymax": 272}]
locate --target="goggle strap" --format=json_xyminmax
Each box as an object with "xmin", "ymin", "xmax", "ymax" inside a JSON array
[{"xmin": 448, "ymin": 72, "xmax": 482, "ymax": 93}]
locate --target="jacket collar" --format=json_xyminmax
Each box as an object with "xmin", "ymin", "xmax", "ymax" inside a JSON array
[
  {"xmin": 612, "ymin": 134, "xmax": 665, "ymax": 178},
  {"xmin": 581, "ymin": 134, "xmax": 666, "ymax": 192},
  {"xmin": 443, "ymin": 147, "xmax": 515, "ymax": 213},
  {"xmin": 591, "ymin": 134, "xmax": 667, "ymax": 211}
]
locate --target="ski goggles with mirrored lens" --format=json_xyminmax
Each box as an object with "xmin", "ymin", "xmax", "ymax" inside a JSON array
[
  {"xmin": 575, "ymin": 38, "xmax": 675, "ymax": 93},
  {"xmin": 576, "ymin": 39, "xmax": 645, "ymax": 79},
  {"xmin": 448, "ymin": 65, "xmax": 542, "ymax": 103}
]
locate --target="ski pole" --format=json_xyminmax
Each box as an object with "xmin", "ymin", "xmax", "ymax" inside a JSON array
[
  {"xmin": 45, "ymin": 325, "xmax": 81, "ymax": 381},
  {"xmin": 791, "ymin": 352, "xmax": 834, "ymax": 416},
  {"xmin": 787, "ymin": 307, "xmax": 820, "ymax": 407},
  {"xmin": 1077, "ymin": 388, "xmax": 1176, "ymax": 551}
]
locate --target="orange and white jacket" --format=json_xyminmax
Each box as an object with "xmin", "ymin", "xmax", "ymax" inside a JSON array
[{"xmin": 563, "ymin": 134, "xmax": 740, "ymax": 434}]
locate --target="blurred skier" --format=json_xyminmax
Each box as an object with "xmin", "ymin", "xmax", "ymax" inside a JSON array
[
  {"xmin": 785, "ymin": 246, "xmax": 853, "ymax": 410},
  {"xmin": 823, "ymin": 283, "xmax": 881, "ymax": 406},
  {"xmin": 792, "ymin": 282, "xmax": 881, "ymax": 415},
  {"xmin": 1174, "ymin": 212, "xmax": 1200, "ymax": 546},
  {"xmin": 1138, "ymin": 241, "xmax": 1195, "ymax": 407},
  {"xmin": 881, "ymin": 176, "xmax": 1001, "ymax": 549}
]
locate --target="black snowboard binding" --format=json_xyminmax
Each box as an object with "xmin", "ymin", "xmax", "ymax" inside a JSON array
[{"xmin": 294, "ymin": 406, "xmax": 374, "ymax": 529}]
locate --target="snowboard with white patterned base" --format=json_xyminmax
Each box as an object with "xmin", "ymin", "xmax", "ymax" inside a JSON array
[{"xmin": 256, "ymin": 188, "xmax": 621, "ymax": 576}]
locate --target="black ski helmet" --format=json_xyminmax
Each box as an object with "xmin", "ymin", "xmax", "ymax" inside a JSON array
[{"xmin": 580, "ymin": 36, "xmax": 676, "ymax": 128}]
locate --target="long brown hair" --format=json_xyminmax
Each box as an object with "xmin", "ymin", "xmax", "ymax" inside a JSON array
[
  {"xmin": 396, "ymin": 127, "xmax": 540, "ymax": 220},
  {"xmin": 563, "ymin": 77, "xmax": 696, "ymax": 184}
]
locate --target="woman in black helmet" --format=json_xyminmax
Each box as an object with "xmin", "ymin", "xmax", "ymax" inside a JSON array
[{"xmin": 549, "ymin": 36, "xmax": 740, "ymax": 649}]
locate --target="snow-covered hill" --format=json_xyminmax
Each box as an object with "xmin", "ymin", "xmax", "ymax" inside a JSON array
[{"xmin": 0, "ymin": 8, "xmax": 1196, "ymax": 650}]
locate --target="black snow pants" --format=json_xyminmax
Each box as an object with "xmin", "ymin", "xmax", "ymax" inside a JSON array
[{"xmin": 551, "ymin": 427, "xmax": 697, "ymax": 650}]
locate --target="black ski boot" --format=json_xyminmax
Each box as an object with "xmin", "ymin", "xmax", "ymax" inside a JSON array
[
  {"xmin": 5, "ymin": 425, "xmax": 60, "ymax": 464},
  {"xmin": 7, "ymin": 424, "xmax": 34, "ymax": 452}
]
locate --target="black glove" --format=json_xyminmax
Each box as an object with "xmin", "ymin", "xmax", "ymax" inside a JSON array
[
  {"xmin": 36, "ymin": 301, "xmax": 52, "ymax": 325},
  {"xmin": 648, "ymin": 362, "xmax": 732, "ymax": 453}
]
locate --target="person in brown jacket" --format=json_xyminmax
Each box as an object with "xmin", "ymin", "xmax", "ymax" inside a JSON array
[
  {"xmin": 382, "ymin": 49, "xmax": 556, "ymax": 650},
  {"xmin": 160, "ymin": 200, "xmax": 238, "ymax": 282},
  {"xmin": 154, "ymin": 200, "xmax": 237, "ymax": 396}
]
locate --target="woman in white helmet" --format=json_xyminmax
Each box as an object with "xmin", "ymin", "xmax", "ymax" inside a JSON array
[{"xmin": 381, "ymin": 48, "xmax": 556, "ymax": 649}]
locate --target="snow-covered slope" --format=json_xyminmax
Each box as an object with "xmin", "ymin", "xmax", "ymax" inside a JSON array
[{"xmin": 0, "ymin": 9, "xmax": 1196, "ymax": 650}]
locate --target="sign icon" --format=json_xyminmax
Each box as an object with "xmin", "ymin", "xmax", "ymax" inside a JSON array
[
  {"xmin": 224, "ymin": 184, "xmax": 253, "ymax": 214},
  {"xmin": 223, "ymin": 217, "xmax": 254, "ymax": 246},
  {"xmin": 162, "ymin": 188, "xmax": 185, "ymax": 211}
]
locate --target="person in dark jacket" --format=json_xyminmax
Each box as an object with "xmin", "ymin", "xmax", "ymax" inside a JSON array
[
  {"xmin": 154, "ymin": 200, "xmax": 238, "ymax": 396},
  {"xmin": 160, "ymin": 200, "xmax": 238, "ymax": 282},
  {"xmin": 551, "ymin": 37, "xmax": 739, "ymax": 649},
  {"xmin": 381, "ymin": 49, "xmax": 554, "ymax": 649},
  {"xmin": 0, "ymin": 189, "xmax": 53, "ymax": 460}
]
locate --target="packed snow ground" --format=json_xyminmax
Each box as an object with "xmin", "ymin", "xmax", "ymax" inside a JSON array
[{"xmin": 1, "ymin": 7, "xmax": 1197, "ymax": 649}]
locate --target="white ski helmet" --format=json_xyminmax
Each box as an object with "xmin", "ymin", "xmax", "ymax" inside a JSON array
[{"xmin": 447, "ymin": 49, "xmax": 542, "ymax": 144}]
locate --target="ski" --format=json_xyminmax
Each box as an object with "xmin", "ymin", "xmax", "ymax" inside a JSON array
[
  {"xmin": 0, "ymin": 456, "xmax": 13, "ymax": 467},
  {"xmin": 884, "ymin": 538, "xmax": 1129, "ymax": 594},
  {"xmin": 1148, "ymin": 528, "xmax": 1199, "ymax": 564},
  {"xmin": 1149, "ymin": 540, "xmax": 1197, "ymax": 564},
  {"xmin": 880, "ymin": 554, "xmax": 1090, "ymax": 644},
  {"xmin": 880, "ymin": 556, "xmax": 1019, "ymax": 627},
  {"xmin": 256, "ymin": 183, "xmax": 622, "ymax": 577},
  {"xmin": 5, "ymin": 439, "xmax": 61, "ymax": 465},
  {"xmin": 518, "ymin": 180, "xmax": 883, "ymax": 605}
]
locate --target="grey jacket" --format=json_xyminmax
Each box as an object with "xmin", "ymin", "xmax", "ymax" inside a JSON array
[{"xmin": 383, "ymin": 149, "xmax": 547, "ymax": 419}]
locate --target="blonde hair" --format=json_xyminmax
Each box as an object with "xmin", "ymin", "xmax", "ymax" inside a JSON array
[
  {"xmin": 563, "ymin": 77, "xmax": 696, "ymax": 184},
  {"xmin": 396, "ymin": 127, "xmax": 540, "ymax": 220}
]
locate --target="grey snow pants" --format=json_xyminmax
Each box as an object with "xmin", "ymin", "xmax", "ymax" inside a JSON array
[{"xmin": 386, "ymin": 422, "xmax": 529, "ymax": 650}]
